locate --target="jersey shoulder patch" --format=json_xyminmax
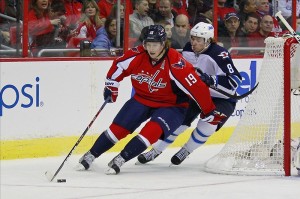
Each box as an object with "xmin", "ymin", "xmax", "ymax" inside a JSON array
[
  {"xmin": 205, "ymin": 44, "xmax": 230, "ymax": 61},
  {"xmin": 167, "ymin": 48, "xmax": 186, "ymax": 69},
  {"xmin": 171, "ymin": 58, "xmax": 186, "ymax": 69},
  {"xmin": 116, "ymin": 45, "xmax": 144, "ymax": 62},
  {"xmin": 217, "ymin": 51, "xmax": 230, "ymax": 59},
  {"xmin": 131, "ymin": 46, "xmax": 142, "ymax": 53}
]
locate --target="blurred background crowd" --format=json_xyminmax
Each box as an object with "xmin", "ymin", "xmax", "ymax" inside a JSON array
[{"xmin": 0, "ymin": 0, "xmax": 299, "ymax": 57}]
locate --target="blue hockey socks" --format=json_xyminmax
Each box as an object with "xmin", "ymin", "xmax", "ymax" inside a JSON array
[
  {"xmin": 120, "ymin": 136, "xmax": 148, "ymax": 162},
  {"xmin": 90, "ymin": 131, "xmax": 115, "ymax": 157}
]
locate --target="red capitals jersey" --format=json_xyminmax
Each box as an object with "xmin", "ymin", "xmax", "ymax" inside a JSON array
[{"xmin": 106, "ymin": 46, "xmax": 215, "ymax": 114}]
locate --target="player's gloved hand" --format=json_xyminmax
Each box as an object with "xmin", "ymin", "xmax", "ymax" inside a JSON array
[
  {"xmin": 200, "ymin": 110, "xmax": 227, "ymax": 125},
  {"xmin": 103, "ymin": 79, "xmax": 120, "ymax": 103},
  {"xmin": 195, "ymin": 69, "xmax": 217, "ymax": 88},
  {"xmin": 200, "ymin": 73, "xmax": 217, "ymax": 88}
]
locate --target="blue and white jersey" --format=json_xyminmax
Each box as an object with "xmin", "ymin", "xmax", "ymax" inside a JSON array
[{"xmin": 182, "ymin": 42, "xmax": 242, "ymax": 100}]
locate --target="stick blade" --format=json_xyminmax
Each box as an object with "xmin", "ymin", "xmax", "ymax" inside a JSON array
[{"xmin": 45, "ymin": 171, "xmax": 54, "ymax": 182}]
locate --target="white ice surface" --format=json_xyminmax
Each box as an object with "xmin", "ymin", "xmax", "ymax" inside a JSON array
[{"xmin": 1, "ymin": 145, "xmax": 300, "ymax": 199}]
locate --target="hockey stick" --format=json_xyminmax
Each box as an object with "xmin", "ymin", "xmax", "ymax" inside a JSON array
[
  {"xmin": 275, "ymin": 11, "xmax": 300, "ymax": 44},
  {"xmin": 45, "ymin": 98, "xmax": 110, "ymax": 182},
  {"xmin": 196, "ymin": 68, "xmax": 259, "ymax": 100},
  {"xmin": 210, "ymin": 83, "xmax": 259, "ymax": 100}
]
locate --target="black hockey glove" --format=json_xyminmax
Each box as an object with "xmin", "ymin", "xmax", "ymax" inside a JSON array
[
  {"xmin": 200, "ymin": 73, "xmax": 217, "ymax": 88},
  {"xmin": 195, "ymin": 68, "xmax": 217, "ymax": 88}
]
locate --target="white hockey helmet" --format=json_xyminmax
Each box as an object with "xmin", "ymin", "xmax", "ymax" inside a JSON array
[{"xmin": 190, "ymin": 22, "xmax": 214, "ymax": 43}]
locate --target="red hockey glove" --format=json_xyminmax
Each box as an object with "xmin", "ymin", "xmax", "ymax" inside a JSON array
[
  {"xmin": 200, "ymin": 110, "xmax": 227, "ymax": 125},
  {"xmin": 103, "ymin": 79, "xmax": 119, "ymax": 103}
]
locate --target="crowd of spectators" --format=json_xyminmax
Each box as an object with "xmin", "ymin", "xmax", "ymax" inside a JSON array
[{"xmin": 1, "ymin": 0, "xmax": 300, "ymax": 57}]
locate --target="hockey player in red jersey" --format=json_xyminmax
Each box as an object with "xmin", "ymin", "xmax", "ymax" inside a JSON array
[
  {"xmin": 137, "ymin": 22, "xmax": 242, "ymax": 166},
  {"xmin": 76, "ymin": 25, "xmax": 225, "ymax": 175}
]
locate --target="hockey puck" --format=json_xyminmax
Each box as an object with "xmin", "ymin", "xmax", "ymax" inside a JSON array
[{"xmin": 57, "ymin": 179, "xmax": 66, "ymax": 183}]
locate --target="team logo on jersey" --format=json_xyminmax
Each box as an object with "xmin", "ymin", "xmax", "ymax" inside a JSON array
[
  {"xmin": 171, "ymin": 58, "xmax": 185, "ymax": 69},
  {"xmin": 131, "ymin": 70, "xmax": 167, "ymax": 93},
  {"xmin": 218, "ymin": 51, "xmax": 229, "ymax": 59},
  {"xmin": 131, "ymin": 47, "xmax": 140, "ymax": 53}
]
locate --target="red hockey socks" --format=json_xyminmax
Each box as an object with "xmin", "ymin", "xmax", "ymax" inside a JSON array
[
  {"xmin": 120, "ymin": 121, "xmax": 163, "ymax": 162},
  {"xmin": 139, "ymin": 121, "xmax": 163, "ymax": 144}
]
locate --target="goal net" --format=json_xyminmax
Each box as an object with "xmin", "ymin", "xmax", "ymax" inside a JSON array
[{"xmin": 204, "ymin": 37, "xmax": 300, "ymax": 176}]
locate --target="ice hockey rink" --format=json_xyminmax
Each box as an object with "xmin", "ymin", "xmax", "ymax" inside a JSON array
[{"xmin": 1, "ymin": 145, "xmax": 300, "ymax": 199}]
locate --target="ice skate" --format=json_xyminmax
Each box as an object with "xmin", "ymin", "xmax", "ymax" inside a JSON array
[
  {"xmin": 136, "ymin": 148, "xmax": 161, "ymax": 164},
  {"xmin": 171, "ymin": 147, "xmax": 190, "ymax": 165},
  {"xmin": 105, "ymin": 154, "xmax": 125, "ymax": 175},
  {"xmin": 75, "ymin": 151, "xmax": 95, "ymax": 171}
]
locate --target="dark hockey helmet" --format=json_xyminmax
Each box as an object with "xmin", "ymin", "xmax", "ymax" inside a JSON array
[{"xmin": 144, "ymin": 25, "xmax": 167, "ymax": 43}]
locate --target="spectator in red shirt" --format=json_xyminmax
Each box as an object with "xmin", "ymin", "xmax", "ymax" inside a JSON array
[
  {"xmin": 218, "ymin": 0, "xmax": 236, "ymax": 21},
  {"xmin": 97, "ymin": 0, "xmax": 132, "ymax": 23},
  {"xmin": 97, "ymin": 0, "xmax": 114, "ymax": 22},
  {"xmin": 172, "ymin": 0, "xmax": 188, "ymax": 16},
  {"xmin": 76, "ymin": 0, "xmax": 102, "ymax": 40},
  {"xmin": 66, "ymin": 0, "xmax": 102, "ymax": 56},
  {"xmin": 28, "ymin": 0, "xmax": 64, "ymax": 55},
  {"xmin": 247, "ymin": 14, "xmax": 275, "ymax": 49},
  {"xmin": 63, "ymin": 0, "xmax": 82, "ymax": 30},
  {"xmin": 28, "ymin": 0, "xmax": 55, "ymax": 39}
]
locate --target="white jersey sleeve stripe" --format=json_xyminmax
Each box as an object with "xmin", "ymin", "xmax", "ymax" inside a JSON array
[{"xmin": 111, "ymin": 57, "xmax": 135, "ymax": 80}]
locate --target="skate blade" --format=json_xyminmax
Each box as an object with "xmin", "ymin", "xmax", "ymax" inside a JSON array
[
  {"xmin": 135, "ymin": 161, "xmax": 145, "ymax": 165},
  {"xmin": 105, "ymin": 167, "xmax": 118, "ymax": 175},
  {"xmin": 74, "ymin": 163, "xmax": 86, "ymax": 171}
]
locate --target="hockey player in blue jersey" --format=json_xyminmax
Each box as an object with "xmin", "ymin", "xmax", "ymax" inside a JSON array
[{"xmin": 137, "ymin": 22, "xmax": 242, "ymax": 165}]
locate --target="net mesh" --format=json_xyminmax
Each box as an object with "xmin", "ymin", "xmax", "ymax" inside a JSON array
[{"xmin": 204, "ymin": 37, "xmax": 300, "ymax": 176}]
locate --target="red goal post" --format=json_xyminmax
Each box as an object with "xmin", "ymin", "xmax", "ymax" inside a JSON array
[
  {"xmin": 283, "ymin": 37, "xmax": 300, "ymax": 175},
  {"xmin": 204, "ymin": 37, "xmax": 300, "ymax": 176}
]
